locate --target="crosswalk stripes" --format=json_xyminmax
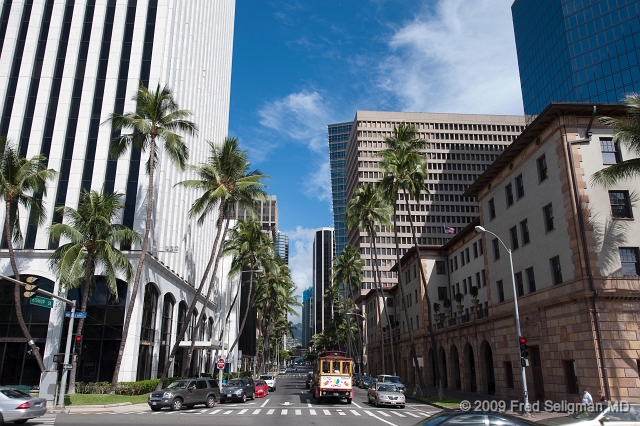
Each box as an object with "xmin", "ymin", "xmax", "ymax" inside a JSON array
[
  {"xmin": 377, "ymin": 410, "xmax": 392, "ymax": 417},
  {"xmin": 405, "ymin": 411, "xmax": 420, "ymax": 418},
  {"xmin": 295, "ymin": 409, "xmax": 302, "ymax": 415},
  {"xmin": 252, "ymin": 409, "xmax": 261, "ymax": 414},
  {"xmin": 310, "ymin": 409, "xmax": 317, "ymax": 415},
  {"xmin": 267, "ymin": 408, "xmax": 275, "ymax": 415},
  {"xmin": 390, "ymin": 411, "xmax": 406, "ymax": 417},
  {"xmin": 281, "ymin": 409, "xmax": 288, "ymax": 415},
  {"xmin": 351, "ymin": 409, "xmax": 361, "ymax": 416},
  {"xmin": 209, "ymin": 409, "xmax": 221, "ymax": 415},
  {"xmin": 323, "ymin": 409, "xmax": 331, "ymax": 416}
]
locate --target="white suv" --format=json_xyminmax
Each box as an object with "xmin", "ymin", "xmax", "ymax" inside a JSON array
[{"xmin": 259, "ymin": 374, "xmax": 276, "ymax": 391}]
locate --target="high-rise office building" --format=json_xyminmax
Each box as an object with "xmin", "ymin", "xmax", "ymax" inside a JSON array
[
  {"xmin": 301, "ymin": 286, "xmax": 313, "ymax": 348},
  {"xmin": 0, "ymin": 0, "xmax": 235, "ymax": 390},
  {"xmin": 512, "ymin": 0, "xmax": 640, "ymax": 120},
  {"xmin": 235, "ymin": 195, "xmax": 278, "ymax": 238},
  {"xmin": 313, "ymin": 227, "xmax": 334, "ymax": 334},
  {"xmin": 328, "ymin": 122, "xmax": 353, "ymax": 257},
  {"xmin": 344, "ymin": 111, "xmax": 525, "ymax": 290},
  {"xmin": 275, "ymin": 231, "xmax": 289, "ymax": 265}
]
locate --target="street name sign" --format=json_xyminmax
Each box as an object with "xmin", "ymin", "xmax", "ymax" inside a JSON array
[
  {"xmin": 30, "ymin": 296, "xmax": 53, "ymax": 309},
  {"xmin": 64, "ymin": 311, "xmax": 87, "ymax": 318},
  {"xmin": 63, "ymin": 364, "xmax": 73, "ymax": 370}
]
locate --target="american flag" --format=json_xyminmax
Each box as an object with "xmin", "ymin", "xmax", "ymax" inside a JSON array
[{"xmin": 444, "ymin": 226, "xmax": 456, "ymax": 234}]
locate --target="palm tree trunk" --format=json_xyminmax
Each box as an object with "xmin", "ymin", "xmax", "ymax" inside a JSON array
[
  {"xmin": 184, "ymin": 213, "xmax": 230, "ymax": 374},
  {"xmin": 227, "ymin": 269, "xmax": 255, "ymax": 356},
  {"xmin": 5, "ymin": 201, "xmax": 45, "ymax": 372},
  {"xmin": 346, "ymin": 274, "xmax": 365, "ymax": 374},
  {"xmin": 212, "ymin": 272, "xmax": 241, "ymax": 375},
  {"xmin": 157, "ymin": 205, "xmax": 227, "ymax": 389},
  {"xmin": 403, "ymin": 191, "xmax": 442, "ymax": 399},
  {"xmin": 68, "ymin": 258, "xmax": 93, "ymax": 394},
  {"xmin": 370, "ymin": 225, "xmax": 396, "ymax": 375}
]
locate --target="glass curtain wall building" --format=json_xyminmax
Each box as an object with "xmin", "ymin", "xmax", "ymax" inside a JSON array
[
  {"xmin": 512, "ymin": 0, "xmax": 640, "ymax": 121},
  {"xmin": 275, "ymin": 231, "xmax": 289, "ymax": 265},
  {"xmin": 313, "ymin": 228, "xmax": 334, "ymax": 334},
  {"xmin": 302, "ymin": 286, "xmax": 313, "ymax": 348},
  {"xmin": 328, "ymin": 123, "xmax": 353, "ymax": 257}
]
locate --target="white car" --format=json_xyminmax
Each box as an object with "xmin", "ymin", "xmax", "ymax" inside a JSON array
[
  {"xmin": 279, "ymin": 368, "xmax": 287, "ymax": 374},
  {"xmin": 259, "ymin": 375, "xmax": 276, "ymax": 391}
]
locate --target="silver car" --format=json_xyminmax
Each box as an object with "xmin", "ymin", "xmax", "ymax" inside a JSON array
[
  {"xmin": 539, "ymin": 404, "xmax": 640, "ymax": 426},
  {"xmin": 0, "ymin": 387, "xmax": 46, "ymax": 423},
  {"xmin": 367, "ymin": 383, "xmax": 405, "ymax": 408}
]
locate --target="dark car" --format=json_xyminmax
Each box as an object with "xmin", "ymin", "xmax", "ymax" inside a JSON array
[
  {"xmin": 305, "ymin": 372, "xmax": 313, "ymax": 389},
  {"xmin": 412, "ymin": 411, "xmax": 538, "ymax": 426},
  {"xmin": 220, "ymin": 377, "xmax": 256, "ymax": 403},
  {"xmin": 360, "ymin": 376, "xmax": 372, "ymax": 389},
  {"xmin": 148, "ymin": 378, "xmax": 218, "ymax": 411}
]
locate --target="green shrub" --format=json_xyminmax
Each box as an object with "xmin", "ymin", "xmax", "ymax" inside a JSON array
[{"xmin": 76, "ymin": 377, "xmax": 183, "ymax": 395}]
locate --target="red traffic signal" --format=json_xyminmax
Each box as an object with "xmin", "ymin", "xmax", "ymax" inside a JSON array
[
  {"xmin": 519, "ymin": 336, "xmax": 529, "ymax": 358},
  {"xmin": 75, "ymin": 335, "xmax": 82, "ymax": 343},
  {"xmin": 519, "ymin": 337, "xmax": 527, "ymax": 344}
]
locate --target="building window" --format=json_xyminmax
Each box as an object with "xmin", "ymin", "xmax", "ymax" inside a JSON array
[
  {"xmin": 505, "ymin": 183, "xmax": 514, "ymax": 207},
  {"xmin": 510, "ymin": 226, "xmax": 519, "ymax": 250},
  {"xmin": 465, "ymin": 248, "xmax": 470, "ymax": 263},
  {"xmin": 436, "ymin": 261, "xmax": 446, "ymax": 274},
  {"xmin": 481, "ymin": 269, "xmax": 486, "ymax": 287},
  {"xmin": 476, "ymin": 272, "xmax": 481, "ymax": 288},
  {"xmin": 497, "ymin": 280, "xmax": 504, "ymax": 302},
  {"xmin": 438, "ymin": 286, "xmax": 448, "ymax": 301},
  {"xmin": 543, "ymin": 204, "xmax": 554, "ymax": 232},
  {"xmin": 619, "ymin": 248, "xmax": 640, "ymax": 276},
  {"xmin": 609, "ymin": 191, "xmax": 633, "ymax": 219},
  {"xmin": 516, "ymin": 174, "xmax": 524, "ymax": 198},
  {"xmin": 564, "ymin": 360, "xmax": 580, "ymax": 394},
  {"xmin": 489, "ymin": 198, "xmax": 496, "ymax": 219},
  {"xmin": 537, "ymin": 155, "xmax": 548, "ymax": 182},
  {"xmin": 550, "ymin": 256, "xmax": 563, "ymax": 285},
  {"xmin": 600, "ymin": 138, "xmax": 621, "ymax": 164},
  {"xmin": 520, "ymin": 219, "xmax": 530, "ymax": 244},
  {"xmin": 515, "ymin": 272, "xmax": 524, "ymax": 297},
  {"xmin": 479, "ymin": 240, "xmax": 483, "ymax": 255},
  {"xmin": 505, "ymin": 361, "xmax": 514, "ymax": 388},
  {"xmin": 461, "ymin": 252, "xmax": 466, "ymax": 266},
  {"xmin": 493, "ymin": 238, "xmax": 500, "ymax": 260},
  {"xmin": 526, "ymin": 267, "xmax": 536, "ymax": 293},
  {"xmin": 473, "ymin": 242, "xmax": 478, "ymax": 258},
  {"xmin": 454, "ymin": 257, "xmax": 458, "ymax": 270}
]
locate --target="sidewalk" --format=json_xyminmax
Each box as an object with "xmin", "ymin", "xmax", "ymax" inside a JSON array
[{"xmin": 49, "ymin": 402, "xmax": 149, "ymax": 414}]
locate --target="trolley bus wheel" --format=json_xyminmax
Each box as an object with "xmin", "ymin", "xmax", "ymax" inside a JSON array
[{"xmin": 347, "ymin": 398, "xmax": 352, "ymax": 404}]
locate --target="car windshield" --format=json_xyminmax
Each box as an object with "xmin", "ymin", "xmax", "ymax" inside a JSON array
[
  {"xmin": 384, "ymin": 376, "xmax": 401, "ymax": 383},
  {"xmin": 378, "ymin": 385, "xmax": 397, "ymax": 392},
  {"xmin": 261, "ymin": 375, "xmax": 273, "ymax": 380},
  {"xmin": 0, "ymin": 389, "xmax": 30, "ymax": 398},
  {"xmin": 166, "ymin": 381, "xmax": 189, "ymax": 389},
  {"xmin": 363, "ymin": 377, "xmax": 371, "ymax": 382},
  {"xmin": 255, "ymin": 381, "xmax": 266, "ymax": 386},
  {"xmin": 226, "ymin": 380, "xmax": 244, "ymax": 387}
]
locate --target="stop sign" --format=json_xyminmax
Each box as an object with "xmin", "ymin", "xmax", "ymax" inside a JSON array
[{"xmin": 217, "ymin": 358, "xmax": 225, "ymax": 369}]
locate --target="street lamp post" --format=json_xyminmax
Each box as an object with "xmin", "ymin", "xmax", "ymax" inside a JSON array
[{"xmin": 475, "ymin": 226, "xmax": 530, "ymax": 414}]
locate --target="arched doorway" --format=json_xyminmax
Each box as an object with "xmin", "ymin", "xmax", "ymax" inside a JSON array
[
  {"xmin": 0, "ymin": 276, "xmax": 55, "ymax": 385},
  {"xmin": 174, "ymin": 302, "xmax": 188, "ymax": 377},
  {"xmin": 137, "ymin": 283, "xmax": 159, "ymax": 380},
  {"xmin": 450, "ymin": 345, "xmax": 460, "ymax": 390},
  {"xmin": 157, "ymin": 293, "xmax": 175, "ymax": 377},
  {"xmin": 438, "ymin": 346, "xmax": 448, "ymax": 388},
  {"xmin": 463, "ymin": 342, "xmax": 477, "ymax": 392},
  {"xmin": 429, "ymin": 348, "xmax": 436, "ymax": 387},
  {"xmin": 480, "ymin": 340, "xmax": 495, "ymax": 394}
]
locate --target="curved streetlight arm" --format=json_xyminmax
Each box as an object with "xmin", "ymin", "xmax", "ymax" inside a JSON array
[
  {"xmin": 475, "ymin": 226, "xmax": 511, "ymax": 254},
  {"xmin": 346, "ymin": 312, "xmax": 365, "ymax": 320}
]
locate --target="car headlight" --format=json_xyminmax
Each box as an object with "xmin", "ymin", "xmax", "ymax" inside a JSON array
[
  {"xmin": 235, "ymin": 390, "xmax": 243, "ymax": 395},
  {"xmin": 163, "ymin": 392, "xmax": 172, "ymax": 398}
]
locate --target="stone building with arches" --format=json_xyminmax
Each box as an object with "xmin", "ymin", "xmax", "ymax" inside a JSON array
[{"xmin": 363, "ymin": 103, "xmax": 640, "ymax": 403}]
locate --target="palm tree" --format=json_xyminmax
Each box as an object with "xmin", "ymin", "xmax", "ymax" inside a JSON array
[
  {"xmin": 104, "ymin": 83, "xmax": 197, "ymax": 393},
  {"xmin": 324, "ymin": 283, "xmax": 340, "ymax": 320},
  {"xmin": 156, "ymin": 138, "xmax": 268, "ymax": 383},
  {"xmin": 221, "ymin": 218, "xmax": 275, "ymax": 359},
  {"xmin": 378, "ymin": 121, "xmax": 439, "ymax": 397},
  {"xmin": 48, "ymin": 189, "xmax": 139, "ymax": 394},
  {"xmin": 0, "ymin": 138, "xmax": 56, "ymax": 372},
  {"xmin": 332, "ymin": 245, "xmax": 365, "ymax": 371},
  {"xmin": 593, "ymin": 94, "xmax": 640, "ymax": 186},
  {"xmin": 345, "ymin": 182, "xmax": 395, "ymax": 375}
]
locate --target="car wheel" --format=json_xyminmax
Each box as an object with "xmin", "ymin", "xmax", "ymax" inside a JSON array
[
  {"xmin": 150, "ymin": 406, "xmax": 161, "ymax": 412},
  {"xmin": 206, "ymin": 395, "xmax": 216, "ymax": 408},
  {"xmin": 242, "ymin": 393, "xmax": 247, "ymax": 403},
  {"xmin": 347, "ymin": 398, "xmax": 352, "ymax": 404},
  {"xmin": 375, "ymin": 398, "xmax": 380, "ymax": 408},
  {"xmin": 171, "ymin": 398, "xmax": 183, "ymax": 411},
  {"xmin": 273, "ymin": 387, "xmax": 276, "ymax": 392}
]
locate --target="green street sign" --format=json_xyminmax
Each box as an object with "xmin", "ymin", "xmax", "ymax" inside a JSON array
[{"xmin": 30, "ymin": 296, "xmax": 53, "ymax": 309}]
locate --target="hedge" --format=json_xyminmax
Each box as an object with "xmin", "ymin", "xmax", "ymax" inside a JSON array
[{"xmin": 75, "ymin": 377, "xmax": 183, "ymax": 395}]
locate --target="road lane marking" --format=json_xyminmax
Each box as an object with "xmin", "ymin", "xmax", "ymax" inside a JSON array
[
  {"xmin": 377, "ymin": 410, "xmax": 391, "ymax": 417},
  {"xmin": 238, "ymin": 409, "xmax": 247, "ymax": 415},
  {"xmin": 261, "ymin": 399, "xmax": 270, "ymax": 407},
  {"xmin": 364, "ymin": 410, "xmax": 398, "ymax": 426},
  {"xmin": 338, "ymin": 410, "xmax": 346, "ymax": 416},
  {"xmin": 307, "ymin": 400, "xmax": 312, "ymax": 407},
  {"xmin": 295, "ymin": 409, "xmax": 302, "ymax": 415},
  {"xmin": 405, "ymin": 412, "xmax": 420, "ymax": 418},
  {"xmin": 281, "ymin": 409, "xmax": 288, "ymax": 415},
  {"xmin": 223, "ymin": 410, "xmax": 233, "ymax": 415},
  {"xmin": 252, "ymin": 409, "xmax": 261, "ymax": 415},
  {"xmin": 351, "ymin": 410, "xmax": 361, "ymax": 416},
  {"xmin": 390, "ymin": 411, "xmax": 405, "ymax": 417},
  {"xmin": 323, "ymin": 409, "xmax": 331, "ymax": 415},
  {"xmin": 209, "ymin": 409, "xmax": 221, "ymax": 415},
  {"xmin": 267, "ymin": 409, "xmax": 275, "ymax": 415},
  {"xmin": 352, "ymin": 401, "xmax": 362, "ymax": 408},
  {"xmin": 309, "ymin": 409, "xmax": 317, "ymax": 415}
]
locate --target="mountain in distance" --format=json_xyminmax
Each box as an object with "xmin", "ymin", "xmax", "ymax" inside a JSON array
[{"xmin": 290, "ymin": 322, "xmax": 302, "ymax": 341}]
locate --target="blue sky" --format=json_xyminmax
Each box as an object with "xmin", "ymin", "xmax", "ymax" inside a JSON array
[{"xmin": 228, "ymin": 0, "xmax": 525, "ymax": 318}]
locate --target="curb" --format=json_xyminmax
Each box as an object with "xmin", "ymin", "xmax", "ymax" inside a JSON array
[
  {"xmin": 405, "ymin": 394, "xmax": 453, "ymax": 410},
  {"xmin": 47, "ymin": 401, "xmax": 133, "ymax": 413}
]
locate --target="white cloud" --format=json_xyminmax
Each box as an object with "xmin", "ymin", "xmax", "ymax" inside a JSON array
[
  {"xmin": 284, "ymin": 226, "xmax": 316, "ymax": 319},
  {"xmin": 304, "ymin": 160, "xmax": 331, "ymax": 203},
  {"xmin": 378, "ymin": 0, "xmax": 523, "ymax": 115}
]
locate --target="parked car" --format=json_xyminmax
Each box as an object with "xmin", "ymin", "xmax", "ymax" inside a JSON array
[
  {"xmin": 220, "ymin": 377, "xmax": 256, "ymax": 403},
  {"xmin": 279, "ymin": 368, "xmax": 287, "ymax": 374},
  {"xmin": 412, "ymin": 411, "xmax": 538, "ymax": 426},
  {"xmin": 305, "ymin": 372, "xmax": 313, "ymax": 389},
  {"xmin": 367, "ymin": 383, "xmax": 405, "ymax": 408},
  {"xmin": 538, "ymin": 404, "xmax": 640, "ymax": 426},
  {"xmin": 0, "ymin": 387, "xmax": 46, "ymax": 423},
  {"xmin": 377, "ymin": 374, "xmax": 406, "ymax": 393},
  {"xmin": 291, "ymin": 366, "xmax": 297, "ymax": 372},
  {"xmin": 260, "ymin": 374, "xmax": 276, "ymax": 391},
  {"xmin": 148, "ymin": 378, "xmax": 218, "ymax": 411},
  {"xmin": 353, "ymin": 374, "xmax": 362, "ymax": 387},
  {"xmin": 360, "ymin": 376, "xmax": 372, "ymax": 389},
  {"xmin": 254, "ymin": 380, "xmax": 269, "ymax": 398}
]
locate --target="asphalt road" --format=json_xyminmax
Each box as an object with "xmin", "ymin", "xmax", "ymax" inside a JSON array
[{"xmin": 45, "ymin": 368, "xmax": 441, "ymax": 426}]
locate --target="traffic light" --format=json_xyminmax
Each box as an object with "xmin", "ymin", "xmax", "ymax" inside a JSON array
[
  {"xmin": 74, "ymin": 335, "xmax": 83, "ymax": 357},
  {"xmin": 519, "ymin": 336, "xmax": 529, "ymax": 366},
  {"xmin": 23, "ymin": 277, "xmax": 39, "ymax": 298}
]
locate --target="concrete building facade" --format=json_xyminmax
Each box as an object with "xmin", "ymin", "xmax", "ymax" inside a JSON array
[{"xmin": 328, "ymin": 122, "xmax": 353, "ymax": 257}]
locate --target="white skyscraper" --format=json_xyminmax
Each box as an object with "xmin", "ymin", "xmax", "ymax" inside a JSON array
[{"xmin": 0, "ymin": 0, "xmax": 236, "ymax": 391}]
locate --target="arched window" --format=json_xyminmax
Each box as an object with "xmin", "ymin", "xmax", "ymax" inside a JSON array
[
  {"xmin": 174, "ymin": 302, "xmax": 188, "ymax": 376},
  {"xmin": 157, "ymin": 293, "xmax": 175, "ymax": 377},
  {"xmin": 137, "ymin": 283, "xmax": 159, "ymax": 381}
]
